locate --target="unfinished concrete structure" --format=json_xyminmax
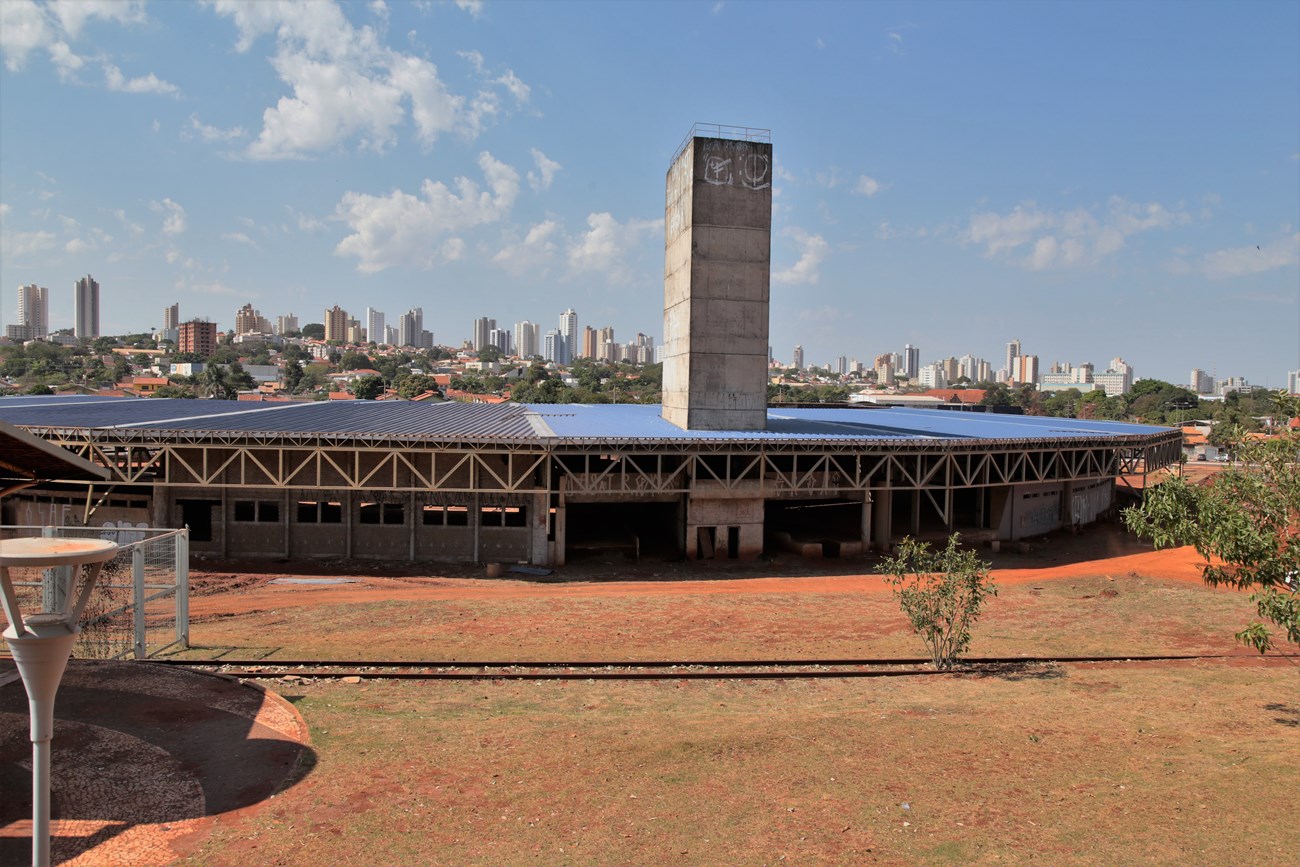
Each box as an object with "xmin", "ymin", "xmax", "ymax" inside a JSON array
[
  {"xmin": 1, "ymin": 397, "xmax": 1180, "ymax": 565},
  {"xmin": 662, "ymin": 125, "xmax": 772, "ymax": 433}
]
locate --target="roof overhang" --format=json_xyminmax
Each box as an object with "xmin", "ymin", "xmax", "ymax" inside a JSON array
[{"xmin": 0, "ymin": 420, "xmax": 110, "ymax": 491}]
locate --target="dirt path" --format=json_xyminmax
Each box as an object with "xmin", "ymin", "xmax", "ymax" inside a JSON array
[{"xmin": 188, "ymin": 533, "xmax": 1218, "ymax": 619}]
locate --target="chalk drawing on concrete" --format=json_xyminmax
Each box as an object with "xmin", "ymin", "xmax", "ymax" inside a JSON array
[
  {"xmin": 703, "ymin": 156, "xmax": 733, "ymax": 186},
  {"xmin": 740, "ymin": 153, "xmax": 771, "ymax": 189}
]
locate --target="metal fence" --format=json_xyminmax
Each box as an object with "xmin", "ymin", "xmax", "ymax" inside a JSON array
[{"xmin": 1, "ymin": 525, "xmax": 189, "ymax": 660}]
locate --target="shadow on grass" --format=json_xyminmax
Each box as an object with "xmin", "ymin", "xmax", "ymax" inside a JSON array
[
  {"xmin": 1263, "ymin": 702, "xmax": 1298, "ymax": 727},
  {"xmin": 960, "ymin": 662, "xmax": 1067, "ymax": 682}
]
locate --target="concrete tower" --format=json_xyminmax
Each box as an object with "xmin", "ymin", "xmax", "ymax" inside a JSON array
[
  {"xmin": 74, "ymin": 275, "xmax": 99, "ymax": 339},
  {"xmin": 662, "ymin": 125, "xmax": 772, "ymax": 430}
]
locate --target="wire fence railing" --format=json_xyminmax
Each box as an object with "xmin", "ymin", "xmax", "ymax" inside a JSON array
[{"xmin": 1, "ymin": 525, "xmax": 189, "ymax": 660}]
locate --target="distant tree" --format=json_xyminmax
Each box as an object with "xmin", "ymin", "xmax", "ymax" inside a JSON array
[
  {"xmin": 880, "ymin": 534, "xmax": 998, "ymax": 670},
  {"xmin": 1125, "ymin": 410, "xmax": 1299, "ymax": 653},
  {"xmin": 170, "ymin": 352, "xmax": 205, "ymax": 364},
  {"xmin": 283, "ymin": 360, "xmax": 304, "ymax": 392},
  {"xmin": 339, "ymin": 350, "xmax": 372, "ymax": 371},
  {"xmin": 478, "ymin": 345, "xmax": 502, "ymax": 364},
  {"xmin": 24, "ymin": 383, "xmax": 53, "ymax": 395},
  {"xmin": 394, "ymin": 373, "xmax": 438, "ymax": 400},
  {"xmin": 301, "ymin": 323, "xmax": 325, "ymax": 340},
  {"xmin": 280, "ymin": 343, "xmax": 308, "ymax": 363},
  {"xmin": 979, "ymin": 383, "xmax": 1014, "ymax": 407},
  {"xmin": 226, "ymin": 362, "xmax": 257, "ymax": 392},
  {"xmin": 352, "ymin": 375, "xmax": 384, "ymax": 400}
]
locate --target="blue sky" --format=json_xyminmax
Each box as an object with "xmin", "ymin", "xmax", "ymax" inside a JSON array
[{"xmin": 2, "ymin": 0, "xmax": 1297, "ymax": 386}]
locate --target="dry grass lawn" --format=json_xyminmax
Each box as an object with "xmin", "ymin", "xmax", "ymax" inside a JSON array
[{"xmin": 169, "ymin": 532, "xmax": 1299, "ymax": 864}]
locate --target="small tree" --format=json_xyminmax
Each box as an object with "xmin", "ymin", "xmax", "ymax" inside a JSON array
[
  {"xmin": 1124, "ymin": 404, "xmax": 1299, "ymax": 653},
  {"xmin": 880, "ymin": 534, "xmax": 998, "ymax": 670}
]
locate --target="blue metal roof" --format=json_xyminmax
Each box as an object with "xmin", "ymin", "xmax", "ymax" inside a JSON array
[
  {"xmin": 0, "ymin": 396, "xmax": 1172, "ymax": 444},
  {"xmin": 526, "ymin": 403, "xmax": 1171, "ymax": 442}
]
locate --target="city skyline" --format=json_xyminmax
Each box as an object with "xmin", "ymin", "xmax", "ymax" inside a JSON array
[{"xmin": 1, "ymin": 2, "xmax": 1297, "ymax": 385}]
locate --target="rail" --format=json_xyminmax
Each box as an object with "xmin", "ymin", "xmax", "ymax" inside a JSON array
[{"xmin": 671, "ymin": 122, "xmax": 772, "ymax": 165}]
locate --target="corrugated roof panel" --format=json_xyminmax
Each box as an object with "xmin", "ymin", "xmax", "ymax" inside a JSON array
[{"xmin": 0, "ymin": 396, "xmax": 1173, "ymax": 444}]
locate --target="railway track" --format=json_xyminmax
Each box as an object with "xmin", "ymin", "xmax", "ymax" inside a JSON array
[{"xmin": 151, "ymin": 653, "xmax": 1282, "ymax": 682}]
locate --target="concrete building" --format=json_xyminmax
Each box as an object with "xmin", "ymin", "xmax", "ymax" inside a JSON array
[
  {"xmin": 162, "ymin": 302, "xmax": 180, "ymax": 344},
  {"xmin": 473, "ymin": 317, "xmax": 496, "ymax": 351},
  {"xmin": 544, "ymin": 329, "xmax": 564, "ymax": 364},
  {"xmin": 661, "ymin": 126, "xmax": 772, "ymax": 431},
  {"xmin": 514, "ymin": 321, "xmax": 538, "ymax": 359},
  {"xmin": 324, "ymin": 305, "xmax": 348, "ymax": 342},
  {"xmin": 559, "ymin": 309, "xmax": 578, "ymax": 359},
  {"xmin": 275, "ymin": 314, "xmax": 298, "ymax": 336},
  {"xmin": 234, "ymin": 304, "xmax": 271, "ymax": 335},
  {"xmin": 18, "ymin": 284, "xmax": 49, "ymax": 340},
  {"xmin": 367, "ymin": 308, "xmax": 385, "ymax": 346},
  {"xmin": 1287, "ymin": 369, "xmax": 1300, "ymax": 395},
  {"xmin": 397, "ymin": 308, "xmax": 423, "ymax": 348},
  {"xmin": 178, "ymin": 320, "xmax": 217, "ymax": 358},
  {"xmin": 1190, "ymin": 368, "xmax": 1215, "ymax": 395},
  {"xmin": 792, "ymin": 346, "xmax": 804, "ymax": 370},
  {"xmin": 903, "ymin": 344, "xmax": 920, "ymax": 380},
  {"xmin": 488, "ymin": 327, "xmax": 512, "ymax": 356},
  {"xmin": 74, "ymin": 274, "xmax": 100, "ymax": 339}
]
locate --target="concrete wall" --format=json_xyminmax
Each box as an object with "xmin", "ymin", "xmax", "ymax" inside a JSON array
[
  {"xmin": 685, "ymin": 494, "xmax": 764, "ymax": 560},
  {"xmin": 662, "ymin": 135, "xmax": 772, "ymax": 431}
]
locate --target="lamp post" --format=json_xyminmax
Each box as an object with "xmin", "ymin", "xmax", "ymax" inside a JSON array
[{"xmin": 1, "ymin": 535, "xmax": 119, "ymax": 867}]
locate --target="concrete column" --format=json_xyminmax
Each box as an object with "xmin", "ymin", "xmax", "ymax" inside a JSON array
[
  {"xmin": 408, "ymin": 490, "xmax": 417, "ymax": 561},
  {"xmin": 220, "ymin": 486, "xmax": 229, "ymax": 559},
  {"xmin": 530, "ymin": 493, "xmax": 549, "ymax": 565},
  {"xmin": 554, "ymin": 499, "xmax": 566, "ymax": 567},
  {"xmin": 872, "ymin": 489, "xmax": 892, "ymax": 547},
  {"xmin": 910, "ymin": 491, "xmax": 921, "ymax": 537},
  {"xmin": 283, "ymin": 488, "xmax": 291, "ymax": 559},
  {"xmin": 344, "ymin": 490, "xmax": 352, "ymax": 559},
  {"xmin": 861, "ymin": 492, "xmax": 873, "ymax": 551}
]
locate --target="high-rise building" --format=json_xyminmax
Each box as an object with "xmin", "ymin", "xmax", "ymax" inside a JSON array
[
  {"xmin": 74, "ymin": 274, "xmax": 100, "ymax": 339},
  {"xmin": 1014, "ymin": 354, "xmax": 1040, "ymax": 387},
  {"xmin": 876, "ymin": 361, "xmax": 895, "ymax": 386},
  {"xmin": 903, "ymin": 344, "xmax": 920, "ymax": 380},
  {"xmin": 178, "ymin": 320, "xmax": 217, "ymax": 357},
  {"xmin": 234, "ymin": 303, "xmax": 268, "ymax": 335},
  {"xmin": 662, "ymin": 128, "xmax": 771, "ymax": 430},
  {"xmin": 324, "ymin": 305, "xmax": 348, "ymax": 342},
  {"xmin": 514, "ymin": 321, "xmax": 539, "ymax": 359},
  {"xmin": 792, "ymin": 345, "xmax": 804, "ymax": 370},
  {"xmin": 1005, "ymin": 339, "xmax": 1021, "ymax": 384},
  {"xmin": 367, "ymin": 308, "xmax": 386, "ymax": 346},
  {"xmin": 161, "ymin": 302, "xmax": 180, "ymax": 343},
  {"xmin": 582, "ymin": 326, "xmax": 597, "ymax": 360},
  {"xmin": 275, "ymin": 314, "xmax": 298, "ymax": 335},
  {"xmin": 836, "ymin": 356, "xmax": 847, "ymax": 376},
  {"xmin": 488, "ymin": 327, "xmax": 512, "ymax": 356},
  {"xmin": 559, "ymin": 309, "xmax": 578, "ymax": 359},
  {"xmin": 473, "ymin": 316, "xmax": 496, "ymax": 351},
  {"xmin": 18, "ymin": 284, "xmax": 49, "ymax": 339},
  {"xmin": 398, "ymin": 308, "xmax": 423, "ymax": 348},
  {"xmin": 1287, "ymin": 369, "xmax": 1300, "ymax": 395},
  {"xmin": 543, "ymin": 329, "xmax": 563, "ymax": 363}
]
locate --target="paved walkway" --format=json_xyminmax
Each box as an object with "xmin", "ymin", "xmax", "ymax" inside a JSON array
[{"xmin": 0, "ymin": 659, "xmax": 311, "ymax": 865}]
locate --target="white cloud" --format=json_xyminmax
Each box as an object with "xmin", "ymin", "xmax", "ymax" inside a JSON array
[
  {"xmin": 49, "ymin": 0, "xmax": 146, "ymax": 37},
  {"xmin": 455, "ymin": 0, "xmax": 484, "ymax": 18},
  {"xmin": 457, "ymin": 49, "xmax": 485, "ymax": 73},
  {"xmin": 211, "ymin": 0, "xmax": 498, "ymax": 160},
  {"xmin": 773, "ymin": 228, "xmax": 829, "ymax": 284},
  {"xmin": 65, "ymin": 237, "xmax": 87, "ymax": 253},
  {"xmin": 963, "ymin": 196, "xmax": 1189, "ymax": 270},
  {"xmin": 187, "ymin": 114, "xmax": 246, "ymax": 142},
  {"xmin": 47, "ymin": 40, "xmax": 82, "ymax": 79},
  {"xmin": 334, "ymin": 151, "xmax": 520, "ymax": 272},
  {"xmin": 1, "ymin": 0, "xmax": 55, "ymax": 71},
  {"xmin": 1197, "ymin": 232, "xmax": 1300, "ymax": 280},
  {"xmin": 493, "ymin": 219, "xmax": 561, "ymax": 275},
  {"xmin": 567, "ymin": 212, "xmax": 660, "ymax": 282},
  {"xmin": 104, "ymin": 63, "xmax": 179, "ymax": 95},
  {"xmin": 369, "ymin": 0, "xmax": 389, "ymax": 21},
  {"xmin": 2, "ymin": 230, "xmax": 57, "ymax": 259},
  {"xmin": 222, "ymin": 232, "xmax": 259, "ymax": 248},
  {"xmin": 495, "ymin": 69, "xmax": 530, "ymax": 104},
  {"xmin": 152, "ymin": 198, "xmax": 187, "ymax": 235},
  {"xmin": 112, "ymin": 208, "xmax": 145, "ymax": 236},
  {"xmin": 854, "ymin": 175, "xmax": 882, "ymax": 197},
  {"xmin": 527, "ymin": 148, "xmax": 562, "ymax": 192}
]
